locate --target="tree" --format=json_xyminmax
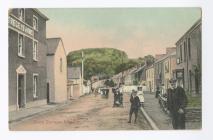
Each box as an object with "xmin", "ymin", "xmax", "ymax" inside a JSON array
[{"xmin": 144, "ymin": 55, "xmax": 155, "ymax": 66}]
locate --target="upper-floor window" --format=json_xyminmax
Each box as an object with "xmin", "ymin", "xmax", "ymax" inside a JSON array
[
  {"xmin": 60, "ymin": 58, "xmax": 63, "ymax": 72},
  {"xmin": 33, "ymin": 15, "xmax": 38, "ymax": 30},
  {"xmin": 184, "ymin": 41, "xmax": 187, "ymax": 62},
  {"xmin": 188, "ymin": 38, "xmax": 191, "ymax": 60},
  {"xmin": 18, "ymin": 34, "xmax": 24, "ymax": 57},
  {"xmin": 18, "ymin": 8, "xmax": 25, "ymax": 21},
  {"xmin": 180, "ymin": 45, "xmax": 183, "ymax": 63},
  {"xmin": 33, "ymin": 41, "xmax": 38, "ymax": 61},
  {"xmin": 165, "ymin": 61, "xmax": 169, "ymax": 73}
]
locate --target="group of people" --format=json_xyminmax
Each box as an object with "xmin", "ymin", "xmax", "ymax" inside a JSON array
[
  {"xmin": 167, "ymin": 78, "xmax": 188, "ymax": 129},
  {"xmin": 112, "ymin": 87, "xmax": 123, "ymax": 107},
  {"xmin": 127, "ymin": 78, "xmax": 188, "ymax": 129},
  {"xmin": 95, "ymin": 79, "xmax": 188, "ymax": 129},
  {"xmin": 112, "ymin": 86, "xmax": 140, "ymax": 123}
]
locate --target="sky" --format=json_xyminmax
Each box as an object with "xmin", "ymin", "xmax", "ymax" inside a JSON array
[{"xmin": 39, "ymin": 8, "xmax": 201, "ymax": 58}]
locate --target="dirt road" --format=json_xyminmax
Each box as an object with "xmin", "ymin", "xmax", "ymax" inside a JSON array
[{"xmin": 10, "ymin": 90, "xmax": 151, "ymax": 131}]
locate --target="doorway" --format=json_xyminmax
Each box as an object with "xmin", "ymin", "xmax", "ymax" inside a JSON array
[
  {"xmin": 18, "ymin": 74, "xmax": 25, "ymax": 108},
  {"xmin": 47, "ymin": 82, "xmax": 50, "ymax": 103}
]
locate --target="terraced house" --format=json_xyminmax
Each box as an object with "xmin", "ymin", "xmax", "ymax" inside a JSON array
[
  {"xmin": 8, "ymin": 8, "xmax": 49, "ymax": 111},
  {"xmin": 175, "ymin": 19, "xmax": 202, "ymax": 95}
]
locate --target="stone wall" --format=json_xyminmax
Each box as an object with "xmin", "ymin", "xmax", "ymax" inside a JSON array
[{"xmin": 185, "ymin": 107, "xmax": 201, "ymax": 122}]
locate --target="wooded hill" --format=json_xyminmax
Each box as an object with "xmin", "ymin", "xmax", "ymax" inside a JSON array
[{"xmin": 67, "ymin": 48, "xmax": 154, "ymax": 80}]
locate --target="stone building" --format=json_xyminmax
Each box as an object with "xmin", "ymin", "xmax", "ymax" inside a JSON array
[
  {"xmin": 154, "ymin": 47, "xmax": 176, "ymax": 92},
  {"xmin": 175, "ymin": 19, "xmax": 202, "ymax": 95},
  {"xmin": 8, "ymin": 8, "xmax": 49, "ymax": 111},
  {"xmin": 46, "ymin": 38, "xmax": 67, "ymax": 103}
]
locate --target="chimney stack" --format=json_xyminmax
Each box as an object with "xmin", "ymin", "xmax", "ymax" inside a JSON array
[{"xmin": 166, "ymin": 47, "xmax": 176, "ymax": 54}]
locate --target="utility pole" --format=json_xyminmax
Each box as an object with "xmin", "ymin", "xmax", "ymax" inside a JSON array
[
  {"xmin": 121, "ymin": 52, "xmax": 124, "ymax": 85},
  {"xmin": 81, "ymin": 51, "xmax": 84, "ymax": 95}
]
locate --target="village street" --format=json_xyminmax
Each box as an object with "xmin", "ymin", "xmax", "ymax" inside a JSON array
[{"xmin": 10, "ymin": 90, "xmax": 151, "ymax": 131}]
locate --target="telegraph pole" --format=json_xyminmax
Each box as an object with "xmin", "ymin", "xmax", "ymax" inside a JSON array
[
  {"xmin": 121, "ymin": 51, "xmax": 124, "ymax": 85},
  {"xmin": 81, "ymin": 51, "xmax": 84, "ymax": 95}
]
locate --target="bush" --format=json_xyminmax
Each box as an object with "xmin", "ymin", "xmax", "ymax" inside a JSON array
[{"xmin": 187, "ymin": 94, "xmax": 201, "ymax": 107}]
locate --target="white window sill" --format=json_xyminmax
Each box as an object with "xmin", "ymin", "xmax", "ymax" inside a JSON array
[
  {"xmin": 18, "ymin": 54, "xmax": 25, "ymax": 58},
  {"xmin": 33, "ymin": 28, "xmax": 38, "ymax": 32},
  {"xmin": 33, "ymin": 58, "xmax": 38, "ymax": 62},
  {"xmin": 33, "ymin": 95, "xmax": 38, "ymax": 100}
]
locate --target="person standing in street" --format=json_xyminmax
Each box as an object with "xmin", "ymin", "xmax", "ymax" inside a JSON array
[
  {"xmin": 128, "ymin": 90, "xmax": 140, "ymax": 124},
  {"xmin": 167, "ymin": 79, "xmax": 188, "ymax": 129},
  {"xmin": 155, "ymin": 86, "xmax": 160, "ymax": 98}
]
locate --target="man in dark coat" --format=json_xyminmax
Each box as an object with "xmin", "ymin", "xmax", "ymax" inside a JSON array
[
  {"xmin": 128, "ymin": 90, "xmax": 141, "ymax": 123},
  {"xmin": 167, "ymin": 79, "xmax": 188, "ymax": 129}
]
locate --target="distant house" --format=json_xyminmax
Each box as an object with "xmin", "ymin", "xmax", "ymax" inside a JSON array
[
  {"xmin": 133, "ymin": 65, "xmax": 146, "ymax": 85},
  {"xmin": 154, "ymin": 48, "xmax": 176, "ymax": 92},
  {"xmin": 46, "ymin": 38, "xmax": 67, "ymax": 103},
  {"xmin": 146, "ymin": 65, "xmax": 155, "ymax": 93},
  {"xmin": 67, "ymin": 67, "xmax": 82, "ymax": 99},
  {"xmin": 124, "ymin": 67, "xmax": 137, "ymax": 85}
]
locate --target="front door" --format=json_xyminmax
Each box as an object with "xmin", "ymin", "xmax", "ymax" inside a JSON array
[
  {"xmin": 47, "ymin": 82, "xmax": 50, "ymax": 103},
  {"xmin": 18, "ymin": 74, "xmax": 25, "ymax": 108}
]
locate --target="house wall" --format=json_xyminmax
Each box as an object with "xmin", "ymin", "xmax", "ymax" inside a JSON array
[
  {"xmin": 176, "ymin": 20, "xmax": 201, "ymax": 95},
  {"xmin": 146, "ymin": 66, "xmax": 155, "ymax": 92},
  {"xmin": 163, "ymin": 55, "xmax": 176, "ymax": 90},
  {"xmin": 54, "ymin": 41, "xmax": 67, "ymax": 103},
  {"xmin": 47, "ymin": 55, "xmax": 55, "ymax": 102},
  {"xmin": 9, "ymin": 9, "xmax": 47, "ymax": 111}
]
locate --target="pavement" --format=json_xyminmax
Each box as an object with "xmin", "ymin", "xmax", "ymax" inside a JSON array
[
  {"xmin": 143, "ymin": 92, "xmax": 201, "ymax": 130},
  {"xmin": 9, "ymin": 100, "xmax": 73, "ymax": 125}
]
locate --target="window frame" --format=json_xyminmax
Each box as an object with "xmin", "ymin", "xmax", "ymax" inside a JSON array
[
  {"xmin": 60, "ymin": 58, "xmax": 63, "ymax": 72},
  {"xmin": 33, "ymin": 73, "xmax": 39, "ymax": 99},
  {"xmin": 180, "ymin": 44, "xmax": 183, "ymax": 63},
  {"xmin": 33, "ymin": 15, "xmax": 38, "ymax": 31},
  {"xmin": 33, "ymin": 40, "xmax": 38, "ymax": 61},
  {"xmin": 18, "ymin": 33, "xmax": 25, "ymax": 58},
  {"xmin": 18, "ymin": 8, "xmax": 25, "ymax": 22},
  {"xmin": 188, "ymin": 37, "xmax": 191, "ymax": 60}
]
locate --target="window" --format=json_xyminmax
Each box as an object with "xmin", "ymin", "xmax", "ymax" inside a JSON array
[
  {"xmin": 18, "ymin": 34, "xmax": 24, "ymax": 57},
  {"xmin": 18, "ymin": 8, "xmax": 24, "ymax": 21},
  {"xmin": 60, "ymin": 58, "xmax": 63, "ymax": 72},
  {"xmin": 180, "ymin": 45, "xmax": 183, "ymax": 62},
  {"xmin": 189, "ymin": 70, "xmax": 192, "ymax": 92},
  {"xmin": 33, "ymin": 74, "xmax": 38, "ymax": 99},
  {"xmin": 184, "ymin": 41, "xmax": 187, "ymax": 62},
  {"xmin": 188, "ymin": 38, "xmax": 191, "ymax": 59},
  {"xmin": 33, "ymin": 16, "xmax": 38, "ymax": 30},
  {"xmin": 165, "ymin": 61, "xmax": 169, "ymax": 73},
  {"xmin": 33, "ymin": 41, "xmax": 38, "ymax": 61}
]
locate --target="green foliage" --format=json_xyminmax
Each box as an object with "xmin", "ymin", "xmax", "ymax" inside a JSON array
[
  {"xmin": 67, "ymin": 48, "xmax": 155, "ymax": 80},
  {"xmin": 133, "ymin": 79, "xmax": 139, "ymax": 85},
  {"xmin": 67, "ymin": 48, "xmax": 129, "ymax": 80},
  {"xmin": 144, "ymin": 55, "xmax": 155, "ymax": 66},
  {"xmin": 187, "ymin": 94, "xmax": 201, "ymax": 107}
]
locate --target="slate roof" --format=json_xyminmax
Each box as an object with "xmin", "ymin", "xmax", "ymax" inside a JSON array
[
  {"xmin": 155, "ymin": 51, "xmax": 176, "ymax": 63},
  {"xmin": 133, "ymin": 65, "xmax": 146, "ymax": 74},
  {"xmin": 67, "ymin": 67, "xmax": 81, "ymax": 79},
  {"xmin": 46, "ymin": 38, "xmax": 61, "ymax": 55}
]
